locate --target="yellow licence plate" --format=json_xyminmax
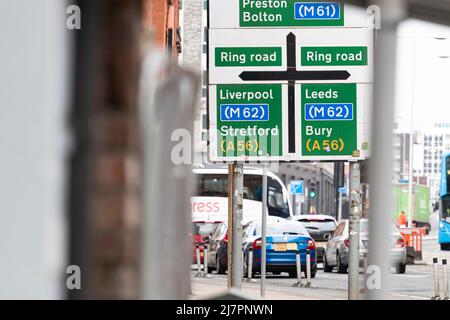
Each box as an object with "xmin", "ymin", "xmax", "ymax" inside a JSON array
[
  {"xmin": 274, "ymin": 243, "xmax": 287, "ymax": 251},
  {"xmin": 287, "ymin": 243, "xmax": 298, "ymax": 251}
]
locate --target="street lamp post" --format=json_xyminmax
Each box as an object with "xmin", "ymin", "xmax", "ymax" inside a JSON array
[{"xmin": 407, "ymin": 38, "xmax": 416, "ymax": 228}]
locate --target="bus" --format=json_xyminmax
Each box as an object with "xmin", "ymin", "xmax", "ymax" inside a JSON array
[
  {"xmin": 191, "ymin": 166, "xmax": 292, "ymax": 223},
  {"xmin": 439, "ymin": 153, "xmax": 450, "ymax": 251}
]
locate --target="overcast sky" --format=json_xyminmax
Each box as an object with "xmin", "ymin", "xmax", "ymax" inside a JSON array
[
  {"xmin": 395, "ymin": 19, "xmax": 450, "ymax": 133},
  {"xmin": 347, "ymin": 5, "xmax": 450, "ymax": 134}
]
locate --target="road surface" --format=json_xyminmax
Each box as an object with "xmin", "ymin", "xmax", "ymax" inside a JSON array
[{"xmin": 191, "ymin": 236, "xmax": 449, "ymax": 300}]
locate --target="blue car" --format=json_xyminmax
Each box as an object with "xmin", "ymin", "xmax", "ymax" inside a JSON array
[{"xmin": 242, "ymin": 217, "xmax": 317, "ymax": 278}]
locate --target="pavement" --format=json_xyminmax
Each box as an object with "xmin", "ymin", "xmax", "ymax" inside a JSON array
[{"xmin": 190, "ymin": 235, "xmax": 450, "ymax": 300}]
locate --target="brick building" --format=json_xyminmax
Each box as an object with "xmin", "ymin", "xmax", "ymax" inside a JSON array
[
  {"xmin": 69, "ymin": 0, "xmax": 182, "ymax": 300},
  {"xmin": 143, "ymin": 0, "xmax": 181, "ymax": 61}
]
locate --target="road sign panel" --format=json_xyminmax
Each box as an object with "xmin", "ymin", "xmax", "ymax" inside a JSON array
[
  {"xmin": 300, "ymin": 83, "xmax": 357, "ymax": 156},
  {"xmin": 209, "ymin": 83, "xmax": 371, "ymax": 161},
  {"xmin": 210, "ymin": 0, "xmax": 360, "ymax": 28},
  {"xmin": 301, "ymin": 46, "xmax": 368, "ymax": 66},
  {"xmin": 239, "ymin": 0, "xmax": 344, "ymax": 27},
  {"xmin": 215, "ymin": 47, "xmax": 282, "ymax": 67},
  {"xmin": 209, "ymin": 84, "xmax": 288, "ymax": 161},
  {"xmin": 207, "ymin": 2, "xmax": 373, "ymax": 162},
  {"xmin": 290, "ymin": 180, "xmax": 304, "ymax": 194},
  {"xmin": 208, "ymin": 28, "xmax": 373, "ymax": 84}
]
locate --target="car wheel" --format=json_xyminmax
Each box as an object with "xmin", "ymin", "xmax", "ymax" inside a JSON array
[
  {"xmin": 216, "ymin": 255, "xmax": 226, "ymax": 274},
  {"xmin": 272, "ymin": 271, "xmax": 281, "ymax": 275},
  {"xmin": 336, "ymin": 252, "xmax": 347, "ymax": 274},
  {"xmin": 288, "ymin": 271, "xmax": 297, "ymax": 278},
  {"xmin": 395, "ymin": 263, "xmax": 406, "ymax": 274},
  {"xmin": 323, "ymin": 254, "xmax": 333, "ymax": 273}
]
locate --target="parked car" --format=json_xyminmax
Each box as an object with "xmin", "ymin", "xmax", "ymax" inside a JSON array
[
  {"xmin": 294, "ymin": 215, "xmax": 337, "ymax": 263},
  {"xmin": 242, "ymin": 217, "xmax": 317, "ymax": 278},
  {"xmin": 192, "ymin": 221, "xmax": 221, "ymax": 265},
  {"xmin": 205, "ymin": 222, "xmax": 228, "ymax": 274},
  {"xmin": 323, "ymin": 219, "xmax": 407, "ymax": 274}
]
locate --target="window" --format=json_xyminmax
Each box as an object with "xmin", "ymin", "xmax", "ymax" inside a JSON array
[
  {"xmin": 195, "ymin": 174, "xmax": 290, "ymax": 218},
  {"xmin": 442, "ymin": 196, "xmax": 450, "ymax": 220},
  {"xmin": 298, "ymin": 219, "xmax": 337, "ymax": 232}
]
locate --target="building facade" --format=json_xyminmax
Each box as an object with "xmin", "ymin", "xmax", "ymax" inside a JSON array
[{"xmin": 394, "ymin": 125, "xmax": 450, "ymax": 206}]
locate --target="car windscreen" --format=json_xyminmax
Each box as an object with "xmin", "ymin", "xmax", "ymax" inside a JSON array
[
  {"xmin": 254, "ymin": 223, "xmax": 307, "ymax": 236},
  {"xmin": 298, "ymin": 219, "xmax": 336, "ymax": 231},
  {"xmin": 192, "ymin": 222, "xmax": 219, "ymax": 236}
]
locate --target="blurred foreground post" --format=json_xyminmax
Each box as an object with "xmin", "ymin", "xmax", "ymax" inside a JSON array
[
  {"xmin": 70, "ymin": 0, "xmax": 143, "ymax": 299},
  {"xmin": 228, "ymin": 164, "xmax": 244, "ymax": 290},
  {"xmin": 348, "ymin": 162, "xmax": 361, "ymax": 300},
  {"xmin": 261, "ymin": 163, "xmax": 268, "ymax": 298},
  {"xmin": 367, "ymin": 0, "xmax": 407, "ymax": 300},
  {"xmin": 140, "ymin": 53, "xmax": 200, "ymax": 298}
]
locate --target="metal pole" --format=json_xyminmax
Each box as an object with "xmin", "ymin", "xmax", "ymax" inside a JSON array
[
  {"xmin": 407, "ymin": 38, "xmax": 416, "ymax": 228},
  {"xmin": 261, "ymin": 163, "xmax": 268, "ymax": 298},
  {"xmin": 231, "ymin": 163, "xmax": 244, "ymax": 290},
  {"xmin": 306, "ymin": 249, "xmax": 312, "ymax": 287},
  {"xmin": 248, "ymin": 248, "xmax": 253, "ymax": 280},
  {"xmin": 349, "ymin": 162, "xmax": 361, "ymax": 300},
  {"xmin": 443, "ymin": 259, "xmax": 449, "ymax": 300},
  {"xmin": 320, "ymin": 169, "xmax": 324, "ymax": 214},
  {"xmin": 296, "ymin": 251, "xmax": 302, "ymax": 285},
  {"xmin": 204, "ymin": 246, "xmax": 209, "ymax": 277},
  {"xmin": 227, "ymin": 164, "xmax": 234, "ymax": 288},
  {"xmin": 196, "ymin": 244, "xmax": 202, "ymax": 277},
  {"xmin": 433, "ymin": 258, "xmax": 441, "ymax": 299},
  {"xmin": 338, "ymin": 191, "xmax": 343, "ymax": 222}
]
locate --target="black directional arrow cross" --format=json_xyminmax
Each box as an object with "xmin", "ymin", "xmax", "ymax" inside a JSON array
[{"xmin": 238, "ymin": 33, "xmax": 351, "ymax": 154}]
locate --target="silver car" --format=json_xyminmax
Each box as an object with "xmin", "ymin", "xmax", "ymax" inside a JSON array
[{"xmin": 323, "ymin": 219, "xmax": 407, "ymax": 274}]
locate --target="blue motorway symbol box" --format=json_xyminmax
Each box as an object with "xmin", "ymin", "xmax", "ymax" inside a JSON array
[{"xmin": 294, "ymin": 2, "xmax": 341, "ymax": 21}]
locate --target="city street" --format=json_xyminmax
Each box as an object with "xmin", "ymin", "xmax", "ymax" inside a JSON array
[
  {"xmin": 191, "ymin": 236, "xmax": 450, "ymax": 300},
  {"xmin": 3, "ymin": 0, "xmax": 450, "ymax": 307}
]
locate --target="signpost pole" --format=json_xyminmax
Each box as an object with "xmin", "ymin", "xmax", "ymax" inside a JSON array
[
  {"xmin": 231, "ymin": 163, "xmax": 244, "ymax": 290},
  {"xmin": 338, "ymin": 191, "xmax": 343, "ymax": 222},
  {"xmin": 227, "ymin": 164, "xmax": 234, "ymax": 289},
  {"xmin": 261, "ymin": 163, "xmax": 268, "ymax": 298},
  {"xmin": 349, "ymin": 162, "xmax": 361, "ymax": 300}
]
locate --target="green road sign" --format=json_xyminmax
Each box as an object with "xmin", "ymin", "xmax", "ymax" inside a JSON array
[
  {"xmin": 239, "ymin": 0, "xmax": 344, "ymax": 27},
  {"xmin": 301, "ymin": 46, "xmax": 368, "ymax": 66},
  {"xmin": 301, "ymin": 83, "xmax": 357, "ymax": 156},
  {"xmin": 215, "ymin": 47, "xmax": 283, "ymax": 67},
  {"xmin": 215, "ymin": 84, "xmax": 283, "ymax": 158}
]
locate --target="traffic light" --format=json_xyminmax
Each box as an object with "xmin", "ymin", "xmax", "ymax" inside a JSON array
[{"xmin": 310, "ymin": 182, "xmax": 316, "ymax": 198}]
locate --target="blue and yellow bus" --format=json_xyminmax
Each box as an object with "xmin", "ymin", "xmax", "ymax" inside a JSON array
[{"xmin": 439, "ymin": 153, "xmax": 450, "ymax": 251}]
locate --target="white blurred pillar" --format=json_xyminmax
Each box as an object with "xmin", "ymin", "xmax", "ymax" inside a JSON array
[{"xmin": 0, "ymin": 0, "xmax": 71, "ymax": 299}]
